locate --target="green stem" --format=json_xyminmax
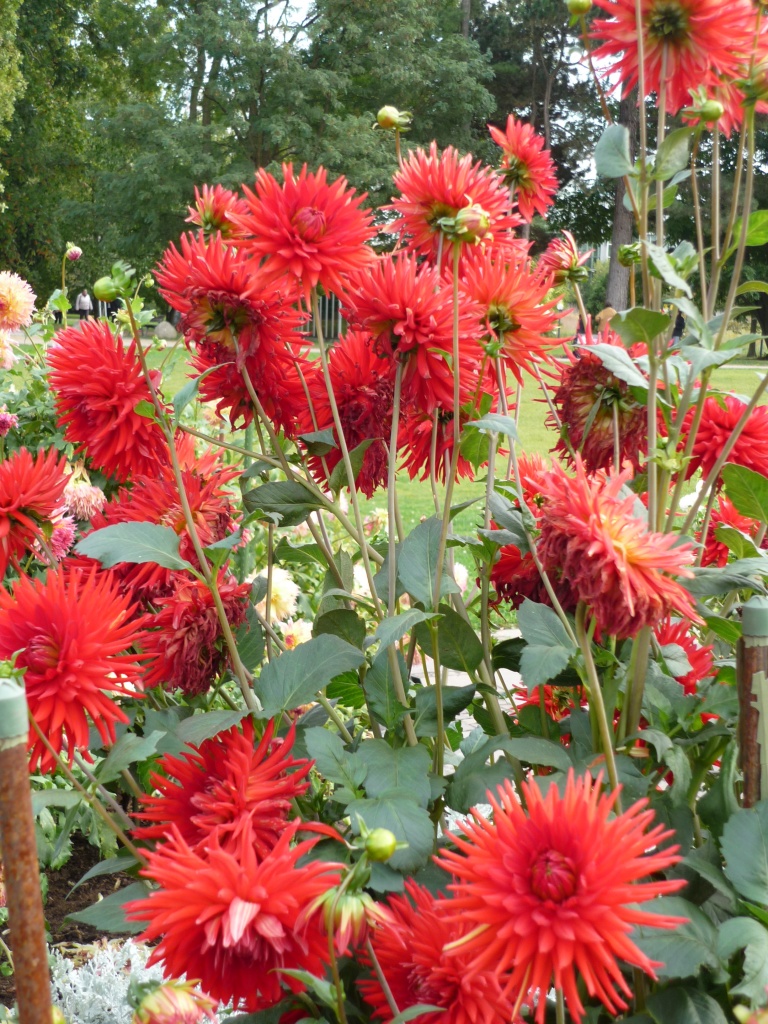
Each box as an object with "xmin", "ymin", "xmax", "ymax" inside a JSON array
[
  {"xmin": 556, "ymin": 988, "xmax": 567, "ymax": 1024},
  {"xmin": 574, "ymin": 604, "xmax": 621, "ymax": 799},
  {"xmin": 428, "ymin": 621, "xmax": 445, "ymax": 778},
  {"xmin": 625, "ymin": 625, "xmax": 651, "ymax": 743}
]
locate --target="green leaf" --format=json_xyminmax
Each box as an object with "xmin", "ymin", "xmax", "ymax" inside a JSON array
[
  {"xmin": 645, "ymin": 241, "xmax": 693, "ymax": 297},
  {"xmin": 298, "ymin": 428, "xmax": 338, "ymax": 456},
  {"xmin": 718, "ymin": 917, "xmax": 768, "ymax": 1005},
  {"xmin": 722, "ymin": 801, "xmax": 768, "ymax": 904},
  {"xmin": 326, "ymin": 671, "xmax": 366, "ymax": 709},
  {"xmin": 727, "ymin": 210, "xmax": 768, "ymax": 260},
  {"xmin": 517, "ymin": 600, "xmax": 577, "ymax": 690},
  {"xmin": 242, "ymin": 480, "xmax": 324, "ymax": 527},
  {"xmin": 133, "ymin": 399, "xmax": 156, "ymax": 419},
  {"xmin": 313, "ymin": 609, "xmax": 367, "ymax": 650},
  {"xmin": 388, "ymin": 1008, "xmax": 442, "ymax": 1024},
  {"xmin": 372, "ymin": 608, "xmax": 440, "ymax": 652},
  {"xmin": 364, "ymin": 648, "xmax": 409, "ymax": 731},
  {"xmin": 72, "ymin": 854, "xmax": 139, "ymax": 891},
  {"xmin": 175, "ymin": 710, "xmax": 248, "ymax": 746},
  {"xmin": 65, "ymin": 881, "xmax": 150, "ymax": 934},
  {"xmin": 722, "ymin": 463, "xmax": 768, "ymax": 523},
  {"xmin": 685, "ymin": 558, "xmax": 768, "ymax": 596},
  {"xmin": 32, "ymin": 791, "xmax": 82, "ymax": 813},
  {"xmin": 255, "ymin": 635, "xmax": 366, "ymax": 717},
  {"xmin": 171, "ymin": 366, "xmax": 217, "ymax": 425},
  {"xmin": 703, "ymin": 616, "xmax": 742, "ymax": 645},
  {"xmin": 468, "ymin": 413, "xmax": 519, "ymax": 440},
  {"xmin": 736, "ymin": 279, "xmax": 768, "ymax": 297},
  {"xmin": 609, "ymin": 308, "xmax": 672, "ymax": 349},
  {"xmin": 357, "ymin": 740, "xmax": 432, "ymax": 807},
  {"xmin": 413, "ymin": 684, "xmax": 476, "ymax": 738},
  {"xmin": 594, "ymin": 123, "xmax": 633, "ymax": 178},
  {"xmin": 646, "ymin": 987, "xmax": 728, "ymax": 1024},
  {"xmin": 715, "ymin": 525, "xmax": 762, "ymax": 560},
  {"xmin": 76, "ymin": 523, "xmax": 195, "ymax": 571},
  {"xmin": 304, "ymin": 727, "xmax": 367, "ymax": 795},
  {"xmin": 347, "ymin": 796, "xmax": 434, "ymax": 871},
  {"xmin": 97, "ymin": 730, "xmax": 164, "ymax": 784},
  {"xmin": 634, "ymin": 897, "xmax": 718, "ymax": 980},
  {"xmin": 234, "ymin": 606, "xmax": 265, "ymax": 673},
  {"xmin": 328, "ymin": 439, "xmax": 374, "ymax": 492},
  {"xmin": 398, "ymin": 517, "xmax": 460, "ymax": 610},
  {"xmin": 653, "ymin": 127, "xmax": 693, "ymax": 180},
  {"xmin": 445, "ymin": 737, "xmax": 516, "ymax": 813},
  {"xmin": 503, "ymin": 736, "xmax": 572, "ymax": 771},
  {"xmin": 413, "ymin": 604, "xmax": 484, "ymax": 673}
]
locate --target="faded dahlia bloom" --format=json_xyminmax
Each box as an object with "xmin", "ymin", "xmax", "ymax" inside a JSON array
[
  {"xmin": 343, "ymin": 255, "xmax": 482, "ymax": 413},
  {"xmin": 537, "ymin": 458, "xmax": 699, "ymax": 637},
  {"xmin": 0, "ymin": 567, "xmax": 146, "ymax": 773},
  {"xmin": 63, "ymin": 479, "xmax": 106, "ymax": 521},
  {"xmin": 683, "ymin": 395, "xmax": 768, "ymax": 482},
  {"xmin": 0, "ymin": 332, "xmax": 17, "ymax": 369},
  {"xmin": 460, "ymin": 248, "xmax": 560, "ymax": 381},
  {"xmin": 550, "ymin": 330, "xmax": 648, "ymax": 473},
  {"xmin": 297, "ymin": 329, "xmax": 395, "ymax": 498},
  {"xmin": 233, "ymin": 164, "xmax": 375, "ymax": 299},
  {"xmin": 488, "ymin": 115, "xmax": 558, "ymax": 221},
  {"xmin": 126, "ymin": 827, "xmax": 342, "ymax": 1012},
  {"xmin": 538, "ymin": 231, "xmax": 592, "ymax": 284},
  {"xmin": 131, "ymin": 980, "xmax": 215, "ymax": 1024},
  {"xmin": 0, "ymin": 406, "xmax": 18, "ymax": 436},
  {"xmin": 254, "ymin": 566, "xmax": 300, "ymax": 622},
  {"xmin": 436, "ymin": 772, "xmax": 685, "ymax": 1024},
  {"xmin": 186, "ymin": 183, "xmax": 249, "ymax": 240},
  {"xmin": 0, "ymin": 271, "xmax": 36, "ymax": 330},
  {"xmin": 49, "ymin": 515, "xmax": 77, "ymax": 560},
  {"xmin": 390, "ymin": 142, "xmax": 519, "ymax": 265},
  {"xmin": 515, "ymin": 683, "xmax": 583, "ymax": 722},
  {"xmin": 143, "ymin": 572, "xmax": 250, "ymax": 695},
  {"xmin": 134, "ymin": 720, "xmax": 310, "ymax": 857},
  {"xmin": 0, "ymin": 447, "xmax": 68, "ymax": 577},
  {"xmin": 591, "ymin": 0, "xmax": 756, "ymax": 116},
  {"xmin": 47, "ymin": 320, "xmax": 169, "ymax": 483},
  {"xmin": 280, "ymin": 618, "xmax": 313, "ymax": 650},
  {"xmin": 654, "ymin": 617, "xmax": 714, "ymax": 696},
  {"xmin": 701, "ymin": 495, "xmax": 764, "ymax": 568},
  {"xmin": 360, "ymin": 881, "xmax": 519, "ymax": 1024}
]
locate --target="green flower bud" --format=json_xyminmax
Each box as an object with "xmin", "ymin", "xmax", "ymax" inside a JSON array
[
  {"xmin": 93, "ymin": 277, "xmax": 119, "ymax": 303},
  {"xmin": 375, "ymin": 106, "xmax": 413, "ymax": 132},
  {"xmin": 566, "ymin": 0, "xmax": 592, "ymax": 13},
  {"xmin": 364, "ymin": 827, "xmax": 398, "ymax": 862}
]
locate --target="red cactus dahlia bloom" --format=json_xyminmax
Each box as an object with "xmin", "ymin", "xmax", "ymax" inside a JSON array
[
  {"xmin": 126, "ymin": 827, "xmax": 342, "ymax": 1012},
  {"xmin": 701, "ymin": 495, "xmax": 764, "ymax": 568},
  {"xmin": 537, "ymin": 458, "xmax": 698, "ymax": 637},
  {"xmin": 390, "ymin": 142, "xmax": 519, "ymax": 264},
  {"xmin": 359, "ymin": 880, "xmax": 519, "ymax": 1024},
  {"xmin": 654, "ymin": 617, "xmax": 714, "ymax": 696},
  {"xmin": 47, "ymin": 320, "xmax": 168, "ymax": 483},
  {"xmin": 683, "ymin": 395, "xmax": 768, "ymax": 482},
  {"xmin": 234, "ymin": 164, "xmax": 375, "ymax": 299},
  {"xmin": 297, "ymin": 329, "xmax": 395, "ymax": 498},
  {"xmin": 591, "ymin": 0, "xmax": 756, "ymax": 116},
  {"xmin": 0, "ymin": 567, "xmax": 146, "ymax": 773},
  {"xmin": 143, "ymin": 573, "xmax": 250, "ymax": 695},
  {"xmin": 488, "ymin": 115, "xmax": 558, "ymax": 222},
  {"xmin": 435, "ymin": 772, "xmax": 684, "ymax": 1024},
  {"xmin": 0, "ymin": 447, "xmax": 68, "ymax": 577},
  {"xmin": 538, "ymin": 231, "xmax": 592, "ymax": 284},
  {"xmin": 398, "ymin": 388, "xmax": 497, "ymax": 485},
  {"xmin": 186, "ymin": 183, "xmax": 249, "ymax": 240}
]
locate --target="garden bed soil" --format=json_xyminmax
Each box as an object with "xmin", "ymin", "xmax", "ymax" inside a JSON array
[{"xmin": 0, "ymin": 834, "xmax": 135, "ymax": 1003}]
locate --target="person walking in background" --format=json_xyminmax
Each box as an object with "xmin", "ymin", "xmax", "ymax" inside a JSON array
[
  {"xmin": 74, "ymin": 288, "xmax": 93, "ymax": 320},
  {"xmin": 672, "ymin": 310, "xmax": 685, "ymax": 341}
]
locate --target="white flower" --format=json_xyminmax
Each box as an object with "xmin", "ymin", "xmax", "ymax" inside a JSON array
[
  {"xmin": 254, "ymin": 565, "xmax": 299, "ymax": 621},
  {"xmin": 453, "ymin": 561, "xmax": 469, "ymax": 592},
  {"xmin": 280, "ymin": 618, "xmax": 313, "ymax": 649}
]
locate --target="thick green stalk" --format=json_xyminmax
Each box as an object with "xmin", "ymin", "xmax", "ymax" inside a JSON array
[{"xmin": 575, "ymin": 604, "xmax": 621, "ymax": 798}]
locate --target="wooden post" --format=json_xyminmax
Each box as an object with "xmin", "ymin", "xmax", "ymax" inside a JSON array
[
  {"xmin": 737, "ymin": 596, "xmax": 768, "ymax": 807},
  {"xmin": 0, "ymin": 678, "xmax": 52, "ymax": 1024}
]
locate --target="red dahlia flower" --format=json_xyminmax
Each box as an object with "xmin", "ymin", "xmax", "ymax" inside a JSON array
[
  {"xmin": 186, "ymin": 183, "xmax": 249, "ymax": 240},
  {"xmin": 435, "ymin": 772, "xmax": 684, "ymax": 1024},
  {"xmin": 390, "ymin": 142, "xmax": 519, "ymax": 265},
  {"xmin": 359, "ymin": 880, "xmax": 519, "ymax": 1024},
  {"xmin": 488, "ymin": 115, "xmax": 558, "ymax": 221},
  {"xmin": 47, "ymin": 320, "xmax": 168, "ymax": 483},
  {"xmin": 538, "ymin": 231, "xmax": 592, "ymax": 284},
  {"xmin": 143, "ymin": 573, "xmax": 250, "ymax": 695},
  {"xmin": 233, "ymin": 164, "xmax": 375, "ymax": 299},
  {"xmin": 0, "ymin": 567, "xmax": 146, "ymax": 773},
  {"xmin": 126, "ymin": 827, "xmax": 342, "ymax": 1012},
  {"xmin": 134, "ymin": 719, "xmax": 310, "ymax": 856},
  {"xmin": 683, "ymin": 395, "xmax": 768, "ymax": 482},
  {"xmin": 0, "ymin": 447, "xmax": 68, "ymax": 577},
  {"xmin": 399, "ymin": 389, "xmax": 497, "ymax": 485},
  {"xmin": 297, "ymin": 329, "xmax": 395, "ymax": 498},
  {"xmin": 654, "ymin": 616, "xmax": 714, "ymax": 696},
  {"xmin": 591, "ymin": 0, "xmax": 756, "ymax": 116},
  {"xmin": 701, "ymin": 495, "xmax": 764, "ymax": 568},
  {"xmin": 537, "ymin": 458, "xmax": 698, "ymax": 637}
]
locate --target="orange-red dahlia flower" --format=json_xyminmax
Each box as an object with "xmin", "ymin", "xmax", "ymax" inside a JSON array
[
  {"xmin": 538, "ymin": 231, "xmax": 592, "ymax": 284},
  {"xmin": 47, "ymin": 320, "xmax": 169, "ymax": 483},
  {"xmin": 654, "ymin": 616, "xmax": 714, "ymax": 696},
  {"xmin": 0, "ymin": 272, "xmax": 36, "ymax": 330},
  {"xmin": 537, "ymin": 458, "xmax": 698, "ymax": 637},
  {"xmin": 591, "ymin": 0, "xmax": 756, "ymax": 116},
  {"xmin": 134, "ymin": 719, "xmax": 310, "ymax": 857},
  {"xmin": 186, "ymin": 183, "xmax": 249, "ymax": 240},
  {"xmin": 701, "ymin": 495, "xmax": 764, "ymax": 568},
  {"xmin": 143, "ymin": 572, "xmax": 250, "ymax": 695},
  {"xmin": 359, "ymin": 880, "xmax": 519, "ymax": 1024},
  {"xmin": 0, "ymin": 567, "xmax": 146, "ymax": 773},
  {"xmin": 297, "ymin": 329, "xmax": 395, "ymax": 498},
  {"xmin": 683, "ymin": 395, "xmax": 768, "ymax": 482},
  {"xmin": 233, "ymin": 164, "xmax": 375, "ymax": 299},
  {"xmin": 390, "ymin": 142, "xmax": 519, "ymax": 265},
  {"xmin": 488, "ymin": 115, "xmax": 558, "ymax": 222},
  {"xmin": 0, "ymin": 447, "xmax": 68, "ymax": 577},
  {"xmin": 398, "ymin": 388, "xmax": 497, "ymax": 485},
  {"xmin": 131, "ymin": 979, "xmax": 215, "ymax": 1024},
  {"xmin": 126, "ymin": 827, "xmax": 342, "ymax": 1012},
  {"xmin": 435, "ymin": 772, "xmax": 684, "ymax": 1024}
]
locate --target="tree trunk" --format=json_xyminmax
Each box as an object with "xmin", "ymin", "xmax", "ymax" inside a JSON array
[
  {"xmin": 461, "ymin": 0, "xmax": 471, "ymax": 37},
  {"xmin": 604, "ymin": 88, "xmax": 639, "ymax": 312}
]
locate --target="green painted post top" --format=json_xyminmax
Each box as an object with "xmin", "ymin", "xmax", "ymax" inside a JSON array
[
  {"xmin": 0, "ymin": 677, "xmax": 28, "ymax": 740},
  {"xmin": 742, "ymin": 596, "xmax": 768, "ymax": 638}
]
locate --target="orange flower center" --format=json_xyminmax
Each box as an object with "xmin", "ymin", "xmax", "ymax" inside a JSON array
[
  {"xmin": 647, "ymin": 1, "xmax": 689, "ymax": 44},
  {"xmin": 530, "ymin": 849, "xmax": 578, "ymax": 902},
  {"xmin": 293, "ymin": 206, "xmax": 327, "ymax": 241}
]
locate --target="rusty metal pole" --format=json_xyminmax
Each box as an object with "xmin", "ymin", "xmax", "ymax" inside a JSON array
[
  {"xmin": 0, "ymin": 678, "xmax": 52, "ymax": 1024},
  {"xmin": 737, "ymin": 596, "xmax": 768, "ymax": 808}
]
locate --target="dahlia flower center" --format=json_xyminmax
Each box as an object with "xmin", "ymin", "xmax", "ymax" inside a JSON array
[
  {"xmin": 292, "ymin": 206, "xmax": 327, "ymax": 241},
  {"xmin": 530, "ymin": 849, "xmax": 578, "ymax": 902},
  {"xmin": 503, "ymin": 156, "xmax": 531, "ymax": 189},
  {"xmin": 647, "ymin": 1, "xmax": 689, "ymax": 44},
  {"xmin": 487, "ymin": 304, "xmax": 519, "ymax": 338}
]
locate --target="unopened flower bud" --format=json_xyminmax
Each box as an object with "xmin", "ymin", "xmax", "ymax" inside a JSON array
[
  {"xmin": 375, "ymin": 106, "xmax": 413, "ymax": 132},
  {"xmin": 52, "ymin": 1008, "xmax": 68, "ymax": 1024},
  {"xmin": 131, "ymin": 980, "xmax": 215, "ymax": 1024},
  {"xmin": 617, "ymin": 243, "xmax": 641, "ymax": 268},
  {"xmin": 364, "ymin": 827, "xmax": 398, "ymax": 862},
  {"xmin": 566, "ymin": 0, "xmax": 592, "ymax": 13},
  {"xmin": 93, "ymin": 277, "xmax": 119, "ymax": 303},
  {"xmin": 65, "ymin": 244, "xmax": 83, "ymax": 262},
  {"xmin": 454, "ymin": 204, "xmax": 491, "ymax": 243}
]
